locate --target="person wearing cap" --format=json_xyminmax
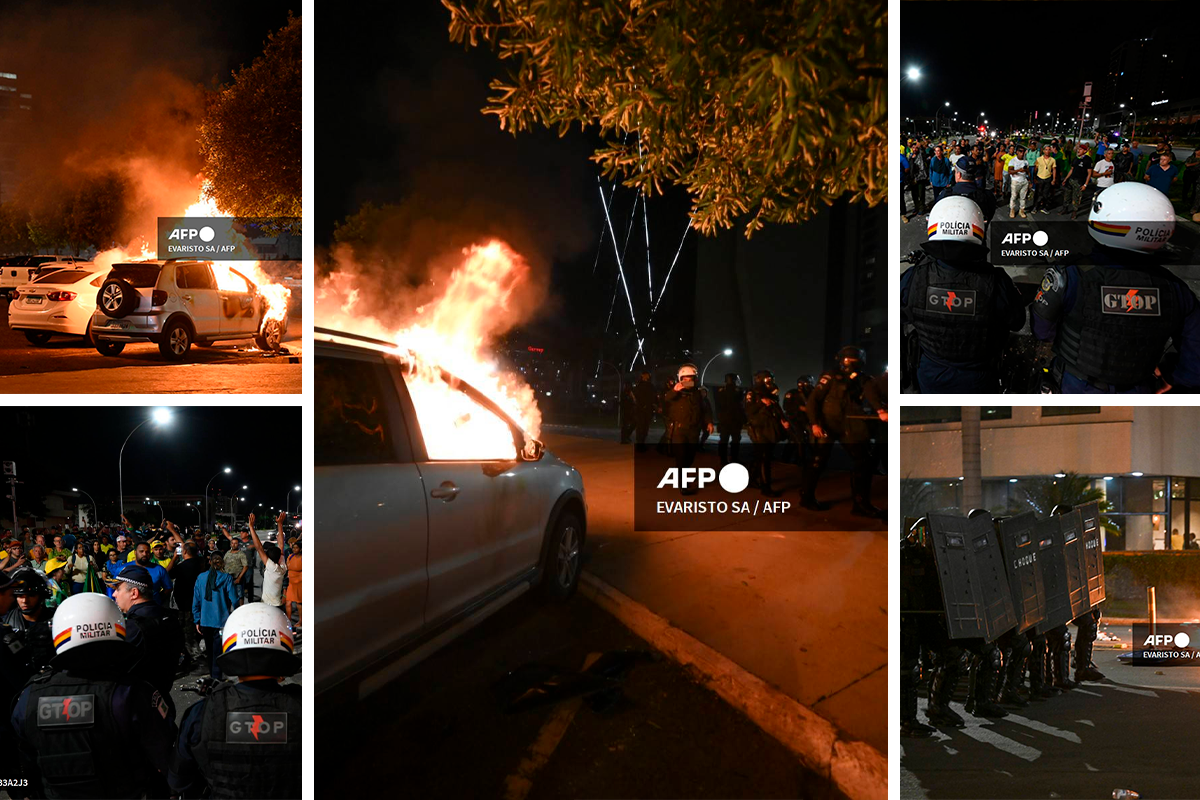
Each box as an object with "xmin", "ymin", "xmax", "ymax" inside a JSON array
[
  {"xmin": 169, "ymin": 602, "xmax": 301, "ymax": 799},
  {"xmin": 12, "ymin": 593, "xmax": 177, "ymax": 799},
  {"xmin": 901, "ymin": 195, "xmax": 1026, "ymax": 393},
  {"xmin": 44, "ymin": 559, "xmax": 70, "ymax": 607},
  {"xmin": 1032, "ymin": 182, "xmax": 1200, "ymax": 392},
  {"xmin": 1, "ymin": 538, "xmax": 28, "ymax": 576},
  {"xmin": 112, "ymin": 564, "xmax": 183, "ymax": 714},
  {"xmin": 193, "ymin": 552, "xmax": 238, "ymax": 680},
  {"xmin": 6, "ymin": 569, "xmax": 55, "ymax": 673},
  {"xmin": 130, "ymin": 541, "xmax": 172, "ymax": 606},
  {"xmin": 102, "ymin": 547, "xmax": 126, "ymax": 599}
]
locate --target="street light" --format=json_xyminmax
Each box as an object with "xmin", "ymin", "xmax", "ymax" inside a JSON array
[
  {"xmin": 119, "ymin": 408, "xmax": 171, "ymax": 521},
  {"xmin": 145, "ymin": 498, "xmax": 163, "ymax": 526},
  {"xmin": 71, "ymin": 487, "xmax": 97, "ymax": 527},
  {"xmin": 286, "ymin": 485, "xmax": 300, "ymax": 518},
  {"xmin": 205, "ymin": 467, "xmax": 232, "ymax": 533},
  {"xmin": 699, "ymin": 348, "xmax": 734, "ymax": 387},
  {"xmin": 906, "ymin": 67, "xmax": 921, "ymax": 81},
  {"xmin": 185, "ymin": 502, "xmax": 200, "ymax": 527}
]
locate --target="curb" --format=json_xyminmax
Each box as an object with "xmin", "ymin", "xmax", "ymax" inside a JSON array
[{"xmin": 579, "ymin": 571, "xmax": 886, "ymax": 800}]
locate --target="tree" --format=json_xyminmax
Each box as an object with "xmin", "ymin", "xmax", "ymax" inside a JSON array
[
  {"xmin": 444, "ymin": 0, "xmax": 885, "ymax": 236},
  {"xmin": 0, "ymin": 202, "xmax": 32, "ymax": 254},
  {"xmin": 199, "ymin": 14, "xmax": 301, "ymax": 219},
  {"xmin": 1021, "ymin": 472, "xmax": 1110, "ymax": 521},
  {"xmin": 331, "ymin": 202, "xmax": 401, "ymax": 257}
]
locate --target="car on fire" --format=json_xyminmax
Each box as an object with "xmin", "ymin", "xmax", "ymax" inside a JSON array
[
  {"xmin": 90, "ymin": 259, "xmax": 287, "ymax": 360},
  {"xmin": 8, "ymin": 263, "xmax": 109, "ymax": 344},
  {"xmin": 314, "ymin": 326, "xmax": 587, "ymax": 704}
]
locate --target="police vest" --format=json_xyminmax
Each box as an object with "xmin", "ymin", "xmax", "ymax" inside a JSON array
[
  {"xmin": 192, "ymin": 682, "xmax": 301, "ymax": 799},
  {"xmin": 22, "ymin": 671, "xmax": 140, "ymax": 799},
  {"xmin": 906, "ymin": 260, "xmax": 1005, "ymax": 363},
  {"xmin": 663, "ymin": 390, "xmax": 706, "ymax": 436},
  {"xmin": 1056, "ymin": 263, "xmax": 1183, "ymax": 385},
  {"xmin": 127, "ymin": 602, "xmax": 183, "ymax": 698},
  {"xmin": 811, "ymin": 374, "xmax": 871, "ymax": 443}
]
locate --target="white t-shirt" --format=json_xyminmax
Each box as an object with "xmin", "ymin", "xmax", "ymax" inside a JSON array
[
  {"xmin": 949, "ymin": 153, "xmax": 963, "ymax": 166},
  {"xmin": 1094, "ymin": 159, "xmax": 1115, "ymax": 188},
  {"xmin": 1008, "ymin": 158, "xmax": 1029, "ymax": 182},
  {"xmin": 261, "ymin": 558, "xmax": 286, "ymax": 606}
]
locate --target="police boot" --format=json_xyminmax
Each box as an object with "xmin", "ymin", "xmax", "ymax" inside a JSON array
[
  {"xmin": 1074, "ymin": 638, "xmax": 1106, "ymax": 682},
  {"xmin": 851, "ymin": 475, "xmax": 886, "ymax": 520},
  {"xmin": 971, "ymin": 667, "xmax": 1009, "ymax": 719},
  {"xmin": 1000, "ymin": 652, "xmax": 1030, "ymax": 707},
  {"xmin": 963, "ymin": 655, "xmax": 979, "ymax": 715},
  {"xmin": 798, "ymin": 474, "xmax": 829, "ymax": 510},
  {"xmin": 901, "ymin": 669, "xmax": 935, "ymax": 738},
  {"xmin": 926, "ymin": 667, "xmax": 965, "ymax": 728},
  {"xmin": 1028, "ymin": 644, "xmax": 1060, "ymax": 699},
  {"xmin": 1051, "ymin": 638, "xmax": 1078, "ymax": 691}
]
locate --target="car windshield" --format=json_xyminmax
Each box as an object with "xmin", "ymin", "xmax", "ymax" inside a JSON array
[
  {"xmin": 110, "ymin": 264, "xmax": 161, "ymax": 288},
  {"xmin": 32, "ymin": 270, "xmax": 91, "ymax": 284}
]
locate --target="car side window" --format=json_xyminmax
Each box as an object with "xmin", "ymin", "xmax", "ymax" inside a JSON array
[
  {"xmin": 178, "ymin": 264, "xmax": 216, "ymax": 290},
  {"xmin": 90, "ymin": 274, "xmax": 105, "ymax": 287},
  {"xmin": 316, "ymin": 350, "xmax": 414, "ymax": 466}
]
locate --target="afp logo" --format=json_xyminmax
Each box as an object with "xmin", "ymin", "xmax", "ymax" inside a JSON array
[
  {"xmin": 168, "ymin": 226, "xmax": 216, "ymax": 242},
  {"xmin": 1001, "ymin": 230, "xmax": 1050, "ymax": 246},
  {"xmin": 1101, "ymin": 286, "xmax": 1160, "ymax": 316},
  {"xmin": 658, "ymin": 463, "xmax": 750, "ymax": 493},
  {"xmin": 1144, "ymin": 632, "xmax": 1190, "ymax": 648}
]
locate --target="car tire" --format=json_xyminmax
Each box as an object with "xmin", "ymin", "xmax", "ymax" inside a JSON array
[
  {"xmin": 23, "ymin": 331, "xmax": 51, "ymax": 346},
  {"xmin": 254, "ymin": 319, "xmax": 282, "ymax": 351},
  {"xmin": 540, "ymin": 511, "xmax": 583, "ymax": 601},
  {"xmin": 97, "ymin": 278, "xmax": 138, "ymax": 318},
  {"xmin": 95, "ymin": 339, "xmax": 125, "ymax": 356},
  {"xmin": 158, "ymin": 319, "xmax": 192, "ymax": 360}
]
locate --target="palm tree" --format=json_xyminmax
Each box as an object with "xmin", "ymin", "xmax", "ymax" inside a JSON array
[{"xmin": 1021, "ymin": 471, "xmax": 1106, "ymax": 517}]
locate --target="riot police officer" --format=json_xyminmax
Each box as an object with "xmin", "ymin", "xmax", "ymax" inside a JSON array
[
  {"xmin": 802, "ymin": 347, "xmax": 885, "ymax": 518},
  {"xmin": 714, "ymin": 373, "xmax": 746, "ymax": 465},
  {"xmin": 781, "ymin": 376, "xmax": 814, "ymax": 466},
  {"xmin": 631, "ymin": 371, "xmax": 657, "ymax": 451},
  {"xmin": 1074, "ymin": 607, "xmax": 1105, "ymax": 682},
  {"xmin": 12, "ymin": 593, "xmax": 177, "ymax": 799},
  {"xmin": 1033, "ymin": 182, "xmax": 1200, "ymax": 393},
  {"xmin": 112, "ymin": 565, "xmax": 184, "ymax": 710},
  {"xmin": 6, "ymin": 568, "xmax": 54, "ymax": 673},
  {"xmin": 744, "ymin": 370, "xmax": 787, "ymax": 497},
  {"xmin": 170, "ymin": 603, "xmax": 301, "ymax": 799},
  {"xmin": 0, "ymin": 570, "xmax": 33, "ymax": 785},
  {"xmin": 661, "ymin": 363, "xmax": 713, "ymax": 494},
  {"xmin": 900, "ymin": 195, "xmax": 1026, "ymax": 392}
]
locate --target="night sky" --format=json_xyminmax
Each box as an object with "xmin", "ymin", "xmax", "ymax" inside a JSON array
[{"xmin": 0, "ymin": 406, "xmax": 300, "ymax": 524}]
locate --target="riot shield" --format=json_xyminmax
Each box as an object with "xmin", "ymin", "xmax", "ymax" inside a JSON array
[
  {"xmin": 1078, "ymin": 501, "xmax": 1107, "ymax": 608},
  {"xmin": 928, "ymin": 513, "xmax": 1018, "ymax": 642},
  {"xmin": 998, "ymin": 512, "xmax": 1047, "ymax": 634},
  {"xmin": 1034, "ymin": 515, "xmax": 1075, "ymax": 633},
  {"xmin": 1059, "ymin": 509, "xmax": 1091, "ymax": 619}
]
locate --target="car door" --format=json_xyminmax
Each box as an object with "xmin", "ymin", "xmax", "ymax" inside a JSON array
[
  {"xmin": 315, "ymin": 343, "xmax": 430, "ymax": 695},
  {"xmin": 175, "ymin": 264, "xmax": 222, "ymax": 338},
  {"xmin": 214, "ymin": 267, "xmax": 257, "ymax": 336},
  {"xmin": 384, "ymin": 359, "xmax": 546, "ymax": 626}
]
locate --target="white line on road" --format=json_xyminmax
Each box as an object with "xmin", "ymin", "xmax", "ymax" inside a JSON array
[
  {"xmin": 958, "ymin": 726, "xmax": 1041, "ymax": 762},
  {"xmin": 1072, "ymin": 688, "xmax": 1102, "ymax": 697},
  {"xmin": 1076, "ymin": 719, "xmax": 1094, "ymax": 726},
  {"xmin": 1104, "ymin": 684, "xmax": 1158, "ymax": 698},
  {"xmin": 1085, "ymin": 763, "xmax": 1099, "ymax": 772},
  {"xmin": 1002, "ymin": 713, "xmax": 1082, "ymax": 743}
]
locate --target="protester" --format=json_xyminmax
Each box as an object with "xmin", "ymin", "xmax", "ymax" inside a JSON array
[
  {"xmin": 171, "ymin": 541, "xmax": 208, "ymax": 673},
  {"xmin": 286, "ymin": 539, "xmax": 302, "ymax": 629},
  {"xmin": 1184, "ymin": 147, "xmax": 1200, "ymax": 209},
  {"xmin": 929, "ymin": 144, "xmax": 952, "ymax": 204},
  {"xmin": 1060, "ymin": 143, "xmax": 1093, "ymax": 219},
  {"xmin": 247, "ymin": 513, "xmax": 288, "ymax": 611},
  {"xmin": 67, "ymin": 540, "xmax": 92, "ymax": 595},
  {"xmin": 26, "ymin": 545, "xmax": 46, "ymax": 574},
  {"xmin": 218, "ymin": 528, "xmax": 250, "ymax": 606},
  {"xmin": 192, "ymin": 552, "xmax": 238, "ymax": 680},
  {"xmin": 43, "ymin": 558, "xmax": 69, "ymax": 606},
  {"xmin": 1145, "ymin": 151, "xmax": 1181, "ymax": 196},
  {"xmin": 1007, "ymin": 145, "xmax": 1030, "ymax": 218}
]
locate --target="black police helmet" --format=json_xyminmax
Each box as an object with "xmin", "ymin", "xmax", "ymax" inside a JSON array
[
  {"xmin": 724, "ymin": 372, "xmax": 740, "ymax": 385},
  {"xmin": 836, "ymin": 346, "xmax": 866, "ymax": 374},
  {"xmin": 798, "ymin": 375, "xmax": 814, "ymax": 387},
  {"xmin": 10, "ymin": 568, "xmax": 49, "ymax": 599},
  {"xmin": 752, "ymin": 370, "xmax": 775, "ymax": 389}
]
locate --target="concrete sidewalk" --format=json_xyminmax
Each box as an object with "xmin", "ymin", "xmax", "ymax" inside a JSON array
[{"xmin": 543, "ymin": 433, "xmax": 888, "ymax": 755}]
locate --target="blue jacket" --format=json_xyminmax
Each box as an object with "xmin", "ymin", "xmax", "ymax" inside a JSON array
[
  {"xmin": 192, "ymin": 570, "xmax": 237, "ymax": 629},
  {"xmin": 929, "ymin": 156, "xmax": 953, "ymax": 188}
]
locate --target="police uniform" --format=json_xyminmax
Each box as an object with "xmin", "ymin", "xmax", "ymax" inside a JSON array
[
  {"xmin": 5, "ymin": 606, "xmax": 53, "ymax": 674},
  {"xmin": 662, "ymin": 371, "xmax": 712, "ymax": 494},
  {"xmin": 631, "ymin": 376, "xmax": 657, "ymax": 451},
  {"xmin": 125, "ymin": 596, "xmax": 184, "ymax": 703},
  {"xmin": 714, "ymin": 377, "xmax": 746, "ymax": 465},
  {"xmin": 780, "ymin": 382, "xmax": 812, "ymax": 466},
  {"xmin": 744, "ymin": 375, "xmax": 785, "ymax": 496}
]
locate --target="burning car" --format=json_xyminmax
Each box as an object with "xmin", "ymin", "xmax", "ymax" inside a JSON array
[
  {"xmin": 314, "ymin": 326, "xmax": 587, "ymax": 702},
  {"xmin": 89, "ymin": 259, "xmax": 289, "ymax": 360},
  {"xmin": 7, "ymin": 262, "xmax": 109, "ymax": 344}
]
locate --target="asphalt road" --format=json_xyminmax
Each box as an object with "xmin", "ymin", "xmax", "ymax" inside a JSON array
[
  {"xmin": 0, "ymin": 296, "xmax": 301, "ymax": 393},
  {"xmin": 901, "ymin": 637, "xmax": 1200, "ymax": 799},
  {"xmin": 319, "ymin": 591, "xmax": 838, "ymax": 800}
]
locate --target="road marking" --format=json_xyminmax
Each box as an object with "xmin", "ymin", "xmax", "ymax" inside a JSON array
[
  {"xmin": 1072, "ymin": 688, "xmax": 1102, "ymax": 697},
  {"xmin": 1085, "ymin": 763, "xmax": 1099, "ymax": 772},
  {"xmin": 898, "ymin": 748, "xmax": 929, "ymax": 800},
  {"xmin": 1076, "ymin": 719, "xmax": 1094, "ymax": 726},
  {"xmin": 1003, "ymin": 713, "xmax": 1082, "ymax": 743},
  {"xmin": 1104, "ymin": 685, "xmax": 1158, "ymax": 698},
  {"xmin": 958, "ymin": 726, "xmax": 1041, "ymax": 762},
  {"xmin": 503, "ymin": 652, "xmax": 600, "ymax": 800}
]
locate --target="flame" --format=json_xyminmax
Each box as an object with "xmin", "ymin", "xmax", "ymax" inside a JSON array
[{"xmin": 317, "ymin": 239, "xmax": 541, "ymax": 462}]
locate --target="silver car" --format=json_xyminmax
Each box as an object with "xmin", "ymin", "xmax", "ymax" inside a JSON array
[{"xmin": 315, "ymin": 327, "xmax": 586, "ymax": 703}]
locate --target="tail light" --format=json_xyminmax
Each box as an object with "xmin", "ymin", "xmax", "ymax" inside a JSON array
[
  {"xmin": 151, "ymin": 290, "xmax": 168, "ymax": 306},
  {"xmin": 46, "ymin": 291, "xmax": 77, "ymax": 302},
  {"xmin": 9, "ymin": 291, "xmax": 17, "ymax": 301}
]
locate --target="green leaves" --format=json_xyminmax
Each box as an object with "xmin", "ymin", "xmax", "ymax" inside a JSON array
[{"xmin": 445, "ymin": 0, "xmax": 886, "ymax": 235}]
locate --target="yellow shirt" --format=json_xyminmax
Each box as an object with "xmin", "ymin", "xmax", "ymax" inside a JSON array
[
  {"xmin": 1036, "ymin": 155, "xmax": 1056, "ymax": 179},
  {"xmin": 99, "ymin": 544, "xmax": 113, "ymax": 554}
]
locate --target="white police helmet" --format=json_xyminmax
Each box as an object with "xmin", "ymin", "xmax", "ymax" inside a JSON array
[
  {"xmin": 1088, "ymin": 182, "xmax": 1175, "ymax": 253},
  {"xmin": 925, "ymin": 196, "xmax": 986, "ymax": 245},
  {"xmin": 50, "ymin": 593, "xmax": 129, "ymax": 668},
  {"xmin": 217, "ymin": 602, "xmax": 299, "ymax": 677}
]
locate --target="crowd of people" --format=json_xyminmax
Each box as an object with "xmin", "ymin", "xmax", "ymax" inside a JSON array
[
  {"xmin": 0, "ymin": 510, "xmax": 303, "ymax": 798},
  {"xmin": 900, "ymin": 133, "xmax": 1200, "ymax": 223},
  {"xmin": 618, "ymin": 346, "xmax": 888, "ymax": 519}
]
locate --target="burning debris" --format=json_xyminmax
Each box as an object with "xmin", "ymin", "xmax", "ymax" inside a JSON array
[{"xmin": 318, "ymin": 239, "xmax": 542, "ymax": 461}]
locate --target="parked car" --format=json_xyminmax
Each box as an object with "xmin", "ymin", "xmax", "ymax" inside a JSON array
[
  {"xmin": 8, "ymin": 263, "xmax": 109, "ymax": 344},
  {"xmin": 89, "ymin": 259, "xmax": 287, "ymax": 360},
  {"xmin": 314, "ymin": 326, "xmax": 586, "ymax": 704},
  {"xmin": 0, "ymin": 255, "xmax": 82, "ymax": 299}
]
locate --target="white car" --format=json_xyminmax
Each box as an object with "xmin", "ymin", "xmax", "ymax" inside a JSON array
[
  {"xmin": 8, "ymin": 263, "xmax": 109, "ymax": 344},
  {"xmin": 315, "ymin": 327, "xmax": 586, "ymax": 703},
  {"xmin": 0, "ymin": 255, "xmax": 83, "ymax": 299},
  {"xmin": 90, "ymin": 259, "xmax": 288, "ymax": 360}
]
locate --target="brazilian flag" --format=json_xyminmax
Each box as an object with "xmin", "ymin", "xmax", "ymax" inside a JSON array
[{"xmin": 84, "ymin": 562, "xmax": 104, "ymax": 594}]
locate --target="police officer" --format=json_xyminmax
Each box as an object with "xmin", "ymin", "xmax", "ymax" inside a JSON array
[
  {"xmin": 12, "ymin": 593, "xmax": 177, "ymax": 799},
  {"xmin": 0, "ymin": 570, "xmax": 33, "ymax": 785},
  {"xmin": 901, "ymin": 196, "xmax": 1026, "ymax": 392},
  {"xmin": 112, "ymin": 565, "xmax": 184, "ymax": 710},
  {"xmin": 619, "ymin": 385, "xmax": 637, "ymax": 444},
  {"xmin": 1033, "ymin": 182, "xmax": 1200, "ymax": 392},
  {"xmin": 802, "ymin": 347, "xmax": 885, "ymax": 518},
  {"xmin": 661, "ymin": 363, "xmax": 713, "ymax": 495},
  {"xmin": 744, "ymin": 370, "xmax": 787, "ymax": 497},
  {"xmin": 6, "ymin": 568, "xmax": 54, "ymax": 673},
  {"xmin": 170, "ymin": 603, "xmax": 301, "ymax": 799},
  {"xmin": 714, "ymin": 373, "xmax": 746, "ymax": 465},
  {"xmin": 1074, "ymin": 607, "xmax": 1105, "ymax": 683},
  {"xmin": 631, "ymin": 371, "xmax": 657, "ymax": 452},
  {"xmin": 781, "ymin": 376, "xmax": 814, "ymax": 466}
]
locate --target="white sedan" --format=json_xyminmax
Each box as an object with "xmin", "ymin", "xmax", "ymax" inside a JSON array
[{"xmin": 8, "ymin": 263, "xmax": 109, "ymax": 345}]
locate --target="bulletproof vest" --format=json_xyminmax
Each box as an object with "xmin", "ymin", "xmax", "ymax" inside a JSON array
[
  {"xmin": 192, "ymin": 682, "xmax": 301, "ymax": 799},
  {"xmin": 1056, "ymin": 263, "xmax": 1183, "ymax": 384},
  {"xmin": 744, "ymin": 389, "xmax": 783, "ymax": 443},
  {"xmin": 127, "ymin": 602, "xmax": 183, "ymax": 698},
  {"xmin": 22, "ymin": 671, "xmax": 139, "ymax": 799},
  {"xmin": 906, "ymin": 260, "xmax": 1004, "ymax": 363},
  {"xmin": 663, "ymin": 389, "xmax": 705, "ymax": 433},
  {"xmin": 714, "ymin": 385, "xmax": 743, "ymax": 424},
  {"xmin": 6, "ymin": 607, "xmax": 53, "ymax": 673}
]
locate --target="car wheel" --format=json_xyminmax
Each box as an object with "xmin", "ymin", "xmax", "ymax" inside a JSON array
[
  {"xmin": 98, "ymin": 278, "xmax": 138, "ymax": 318},
  {"xmin": 254, "ymin": 319, "xmax": 282, "ymax": 351},
  {"xmin": 540, "ymin": 511, "xmax": 583, "ymax": 601},
  {"xmin": 23, "ymin": 331, "xmax": 51, "ymax": 346},
  {"xmin": 95, "ymin": 339, "xmax": 125, "ymax": 356},
  {"xmin": 158, "ymin": 319, "xmax": 192, "ymax": 360}
]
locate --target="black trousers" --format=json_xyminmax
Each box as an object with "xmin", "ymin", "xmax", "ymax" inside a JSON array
[
  {"xmin": 718, "ymin": 427, "xmax": 742, "ymax": 464},
  {"xmin": 803, "ymin": 438, "xmax": 875, "ymax": 505},
  {"xmin": 634, "ymin": 414, "xmax": 651, "ymax": 450},
  {"xmin": 909, "ymin": 180, "xmax": 928, "ymax": 214},
  {"xmin": 750, "ymin": 443, "xmax": 774, "ymax": 490}
]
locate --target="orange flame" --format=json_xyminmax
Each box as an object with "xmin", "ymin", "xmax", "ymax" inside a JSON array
[{"xmin": 317, "ymin": 239, "xmax": 541, "ymax": 461}]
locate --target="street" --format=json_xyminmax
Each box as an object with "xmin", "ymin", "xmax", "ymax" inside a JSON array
[
  {"xmin": 901, "ymin": 629, "xmax": 1200, "ymax": 799},
  {"xmin": 0, "ymin": 297, "xmax": 301, "ymax": 393},
  {"xmin": 321, "ymin": 588, "xmax": 838, "ymax": 800}
]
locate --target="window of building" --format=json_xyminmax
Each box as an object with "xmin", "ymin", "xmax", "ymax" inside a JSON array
[
  {"xmin": 1041, "ymin": 406, "xmax": 1101, "ymax": 417},
  {"xmin": 900, "ymin": 407, "xmax": 1012, "ymax": 426}
]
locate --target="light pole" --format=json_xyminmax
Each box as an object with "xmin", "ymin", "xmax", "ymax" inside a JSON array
[
  {"xmin": 699, "ymin": 348, "xmax": 733, "ymax": 388},
  {"xmin": 286, "ymin": 485, "xmax": 300, "ymax": 518},
  {"xmin": 71, "ymin": 487, "xmax": 97, "ymax": 527},
  {"xmin": 185, "ymin": 502, "xmax": 200, "ymax": 527},
  {"xmin": 119, "ymin": 408, "xmax": 171, "ymax": 521},
  {"xmin": 204, "ymin": 467, "xmax": 232, "ymax": 533},
  {"xmin": 145, "ymin": 498, "xmax": 163, "ymax": 526}
]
